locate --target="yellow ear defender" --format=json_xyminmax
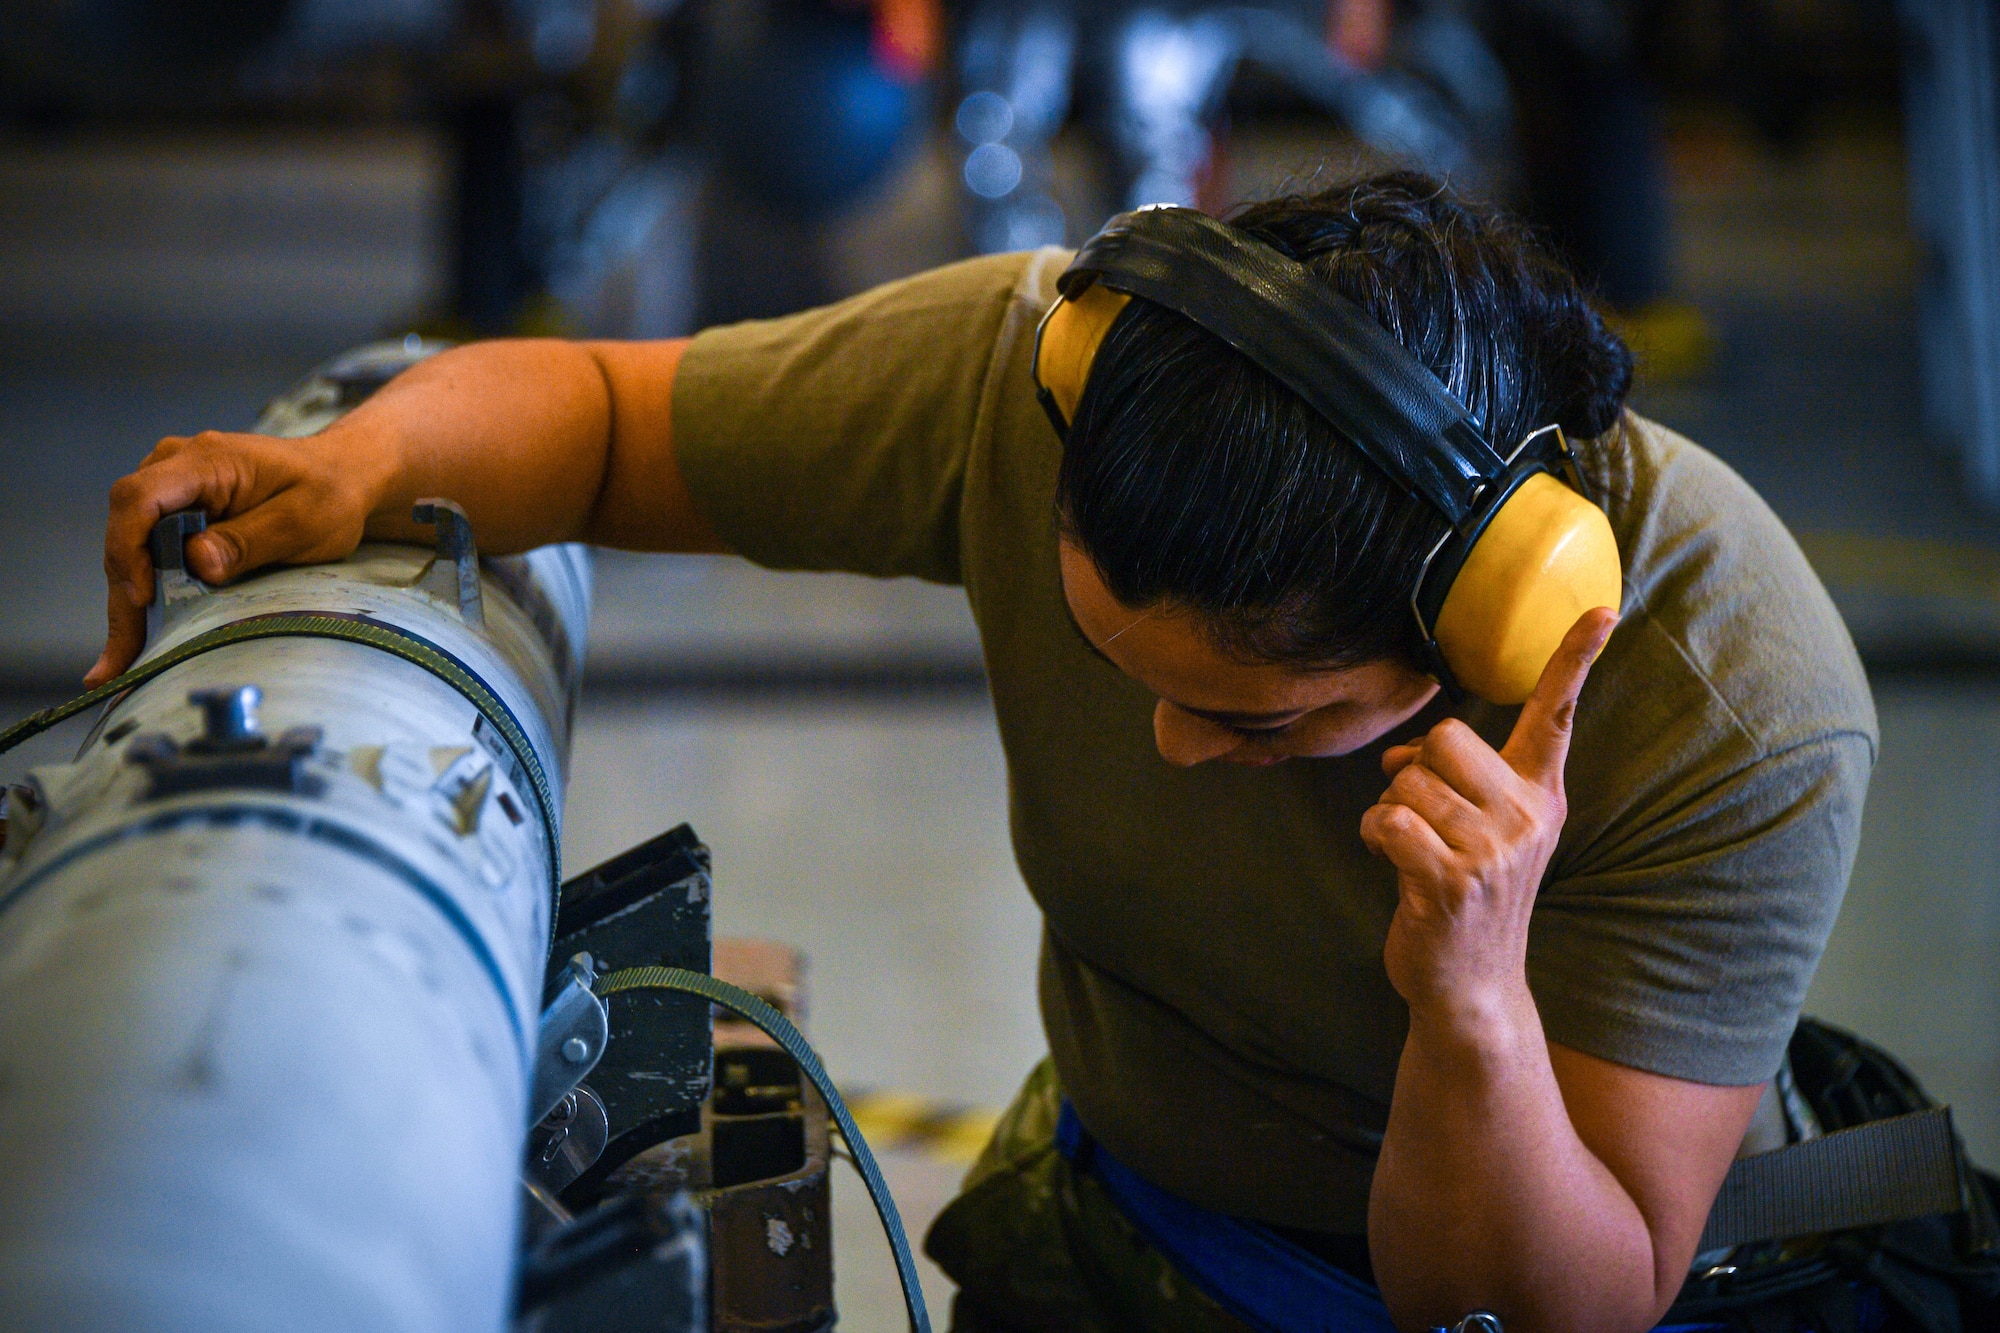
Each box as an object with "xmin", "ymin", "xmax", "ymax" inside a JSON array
[
  {"xmin": 1425, "ymin": 455, "xmax": 1622, "ymax": 703},
  {"xmin": 1033, "ymin": 207, "xmax": 1622, "ymax": 706},
  {"xmin": 1036, "ymin": 282, "xmax": 1132, "ymax": 426}
]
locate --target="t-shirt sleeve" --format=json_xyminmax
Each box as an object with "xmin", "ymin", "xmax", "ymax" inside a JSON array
[
  {"xmin": 670, "ymin": 252, "xmax": 1036, "ymax": 584},
  {"xmin": 1528, "ymin": 728, "xmax": 1874, "ymax": 1087}
]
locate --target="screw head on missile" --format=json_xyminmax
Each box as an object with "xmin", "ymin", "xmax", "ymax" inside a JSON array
[{"xmin": 560, "ymin": 1037, "xmax": 590, "ymax": 1064}]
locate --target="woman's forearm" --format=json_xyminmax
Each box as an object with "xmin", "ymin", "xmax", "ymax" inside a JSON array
[
  {"xmin": 352, "ymin": 339, "xmax": 625, "ymax": 551},
  {"xmin": 93, "ymin": 334, "xmax": 712, "ymax": 685},
  {"xmin": 1368, "ymin": 985, "xmax": 1666, "ymax": 1333}
]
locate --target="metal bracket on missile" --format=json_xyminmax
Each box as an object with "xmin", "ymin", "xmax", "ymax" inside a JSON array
[
  {"xmin": 412, "ymin": 498, "xmax": 485, "ymax": 629},
  {"xmin": 147, "ymin": 511, "xmax": 212, "ymax": 643},
  {"xmin": 531, "ymin": 953, "xmax": 610, "ymax": 1127},
  {"xmin": 548, "ymin": 825, "xmax": 713, "ymax": 1200},
  {"xmin": 526, "ymin": 1086, "xmax": 610, "ymax": 1197}
]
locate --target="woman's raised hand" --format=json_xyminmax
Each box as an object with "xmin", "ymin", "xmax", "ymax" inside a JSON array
[{"xmin": 1359, "ymin": 607, "xmax": 1619, "ymax": 1021}]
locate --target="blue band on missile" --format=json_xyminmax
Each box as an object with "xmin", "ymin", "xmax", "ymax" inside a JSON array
[{"xmin": 0, "ymin": 803, "xmax": 531, "ymax": 1069}]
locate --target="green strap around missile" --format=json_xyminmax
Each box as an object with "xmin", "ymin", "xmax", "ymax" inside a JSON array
[{"xmin": 0, "ymin": 612, "xmax": 562, "ymax": 918}]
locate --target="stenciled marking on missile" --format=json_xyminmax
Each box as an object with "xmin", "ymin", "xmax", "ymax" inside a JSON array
[
  {"xmin": 427, "ymin": 746, "xmax": 493, "ymax": 840},
  {"xmin": 428, "ymin": 746, "xmax": 473, "ymax": 777},
  {"xmin": 348, "ymin": 745, "xmax": 386, "ymax": 792},
  {"xmin": 178, "ymin": 946, "xmax": 250, "ymax": 1095},
  {"xmin": 0, "ymin": 804, "xmax": 534, "ymax": 1070},
  {"xmin": 472, "ymin": 716, "xmax": 533, "ymax": 820},
  {"xmin": 449, "ymin": 766, "xmax": 493, "ymax": 836},
  {"xmin": 376, "ymin": 744, "xmax": 433, "ymax": 804}
]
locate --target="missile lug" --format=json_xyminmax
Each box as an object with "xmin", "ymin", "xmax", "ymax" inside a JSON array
[
  {"xmin": 145, "ymin": 510, "xmax": 212, "ymax": 643},
  {"xmin": 412, "ymin": 498, "xmax": 486, "ymax": 629},
  {"xmin": 128, "ymin": 720, "xmax": 328, "ymax": 801}
]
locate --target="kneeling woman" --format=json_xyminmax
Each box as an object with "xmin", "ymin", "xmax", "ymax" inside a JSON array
[{"xmin": 95, "ymin": 173, "xmax": 1873, "ymax": 1332}]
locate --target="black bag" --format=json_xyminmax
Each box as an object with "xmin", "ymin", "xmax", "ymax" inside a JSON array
[{"xmin": 1662, "ymin": 1019, "xmax": 2000, "ymax": 1333}]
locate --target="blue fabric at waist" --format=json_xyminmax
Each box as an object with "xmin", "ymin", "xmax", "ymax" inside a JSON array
[{"xmin": 1053, "ymin": 1099, "xmax": 1733, "ymax": 1333}]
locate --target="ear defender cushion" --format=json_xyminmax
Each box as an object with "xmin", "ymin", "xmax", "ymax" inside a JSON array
[
  {"xmin": 1036, "ymin": 283, "xmax": 1132, "ymax": 426},
  {"xmin": 1432, "ymin": 473, "xmax": 1623, "ymax": 705}
]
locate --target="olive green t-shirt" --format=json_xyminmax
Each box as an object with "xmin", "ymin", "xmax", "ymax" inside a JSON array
[{"xmin": 672, "ymin": 249, "xmax": 1878, "ymax": 1233}]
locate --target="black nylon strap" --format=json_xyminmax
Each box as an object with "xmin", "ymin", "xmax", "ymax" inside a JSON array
[
  {"xmin": 1063, "ymin": 207, "xmax": 1506, "ymax": 527},
  {"xmin": 1700, "ymin": 1106, "xmax": 1966, "ymax": 1251}
]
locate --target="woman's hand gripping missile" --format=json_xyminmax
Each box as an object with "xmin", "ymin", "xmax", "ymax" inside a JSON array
[
  {"xmin": 1360, "ymin": 607, "xmax": 1619, "ymax": 1021},
  {"xmin": 93, "ymin": 427, "xmax": 392, "ymax": 688}
]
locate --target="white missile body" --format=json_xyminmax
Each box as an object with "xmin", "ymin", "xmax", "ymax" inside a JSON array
[{"xmin": 0, "ymin": 344, "xmax": 587, "ymax": 1332}]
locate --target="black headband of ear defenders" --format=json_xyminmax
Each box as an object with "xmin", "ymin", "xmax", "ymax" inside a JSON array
[{"xmin": 1061, "ymin": 206, "xmax": 1521, "ymax": 533}]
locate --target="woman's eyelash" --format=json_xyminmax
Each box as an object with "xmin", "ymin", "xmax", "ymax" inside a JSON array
[{"xmin": 1226, "ymin": 718, "xmax": 1298, "ymax": 739}]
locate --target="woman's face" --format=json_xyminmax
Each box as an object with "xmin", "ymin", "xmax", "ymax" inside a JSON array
[{"xmin": 1059, "ymin": 540, "xmax": 1440, "ymax": 766}]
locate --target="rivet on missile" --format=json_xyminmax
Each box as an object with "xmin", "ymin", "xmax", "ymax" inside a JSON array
[{"xmin": 561, "ymin": 1037, "xmax": 590, "ymax": 1064}]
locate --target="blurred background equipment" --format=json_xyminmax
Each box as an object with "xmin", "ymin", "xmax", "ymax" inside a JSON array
[
  {"xmin": 946, "ymin": 0, "xmax": 1492, "ymax": 255},
  {"xmin": 1898, "ymin": 0, "xmax": 2000, "ymax": 509},
  {"xmin": 5, "ymin": 0, "xmax": 2000, "ymax": 1324}
]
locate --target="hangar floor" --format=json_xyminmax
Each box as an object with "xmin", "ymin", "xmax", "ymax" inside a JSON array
[{"xmin": 3, "ymin": 108, "xmax": 1997, "ymax": 1328}]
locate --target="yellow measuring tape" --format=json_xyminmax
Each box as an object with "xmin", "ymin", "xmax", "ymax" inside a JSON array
[{"xmin": 0, "ymin": 612, "xmax": 562, "ymax": 920}]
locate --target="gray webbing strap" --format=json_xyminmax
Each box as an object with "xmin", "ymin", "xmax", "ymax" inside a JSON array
[{"xmin": 1701, "ymin": 1106, "xmax": 1965, "ymax": 1250}]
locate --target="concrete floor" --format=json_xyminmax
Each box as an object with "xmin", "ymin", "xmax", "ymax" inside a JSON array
[{"xmin": 4, "ymin": 108, "xmax": 2000, "ymax": 1330}]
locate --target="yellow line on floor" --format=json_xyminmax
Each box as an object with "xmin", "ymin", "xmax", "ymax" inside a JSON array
[{"xmin": 841, "ymin": 1090, "xmax": 1001, "ymax": 1167}]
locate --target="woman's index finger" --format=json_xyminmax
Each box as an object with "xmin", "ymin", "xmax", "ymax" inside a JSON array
[{"xmin": 1501, "ymin": 606, "xmax": 1619, "ymax": 788}]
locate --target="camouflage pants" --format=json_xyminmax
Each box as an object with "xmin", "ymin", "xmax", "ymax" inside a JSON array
[{"xmin": 922, "ymin": 1059, "xmax": 1260, "ymax": 1333}]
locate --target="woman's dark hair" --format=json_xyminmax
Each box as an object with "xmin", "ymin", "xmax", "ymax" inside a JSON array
[{"xmin": 1054, "ymin": 171, "xmax": 1633, "ymax": 672}]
